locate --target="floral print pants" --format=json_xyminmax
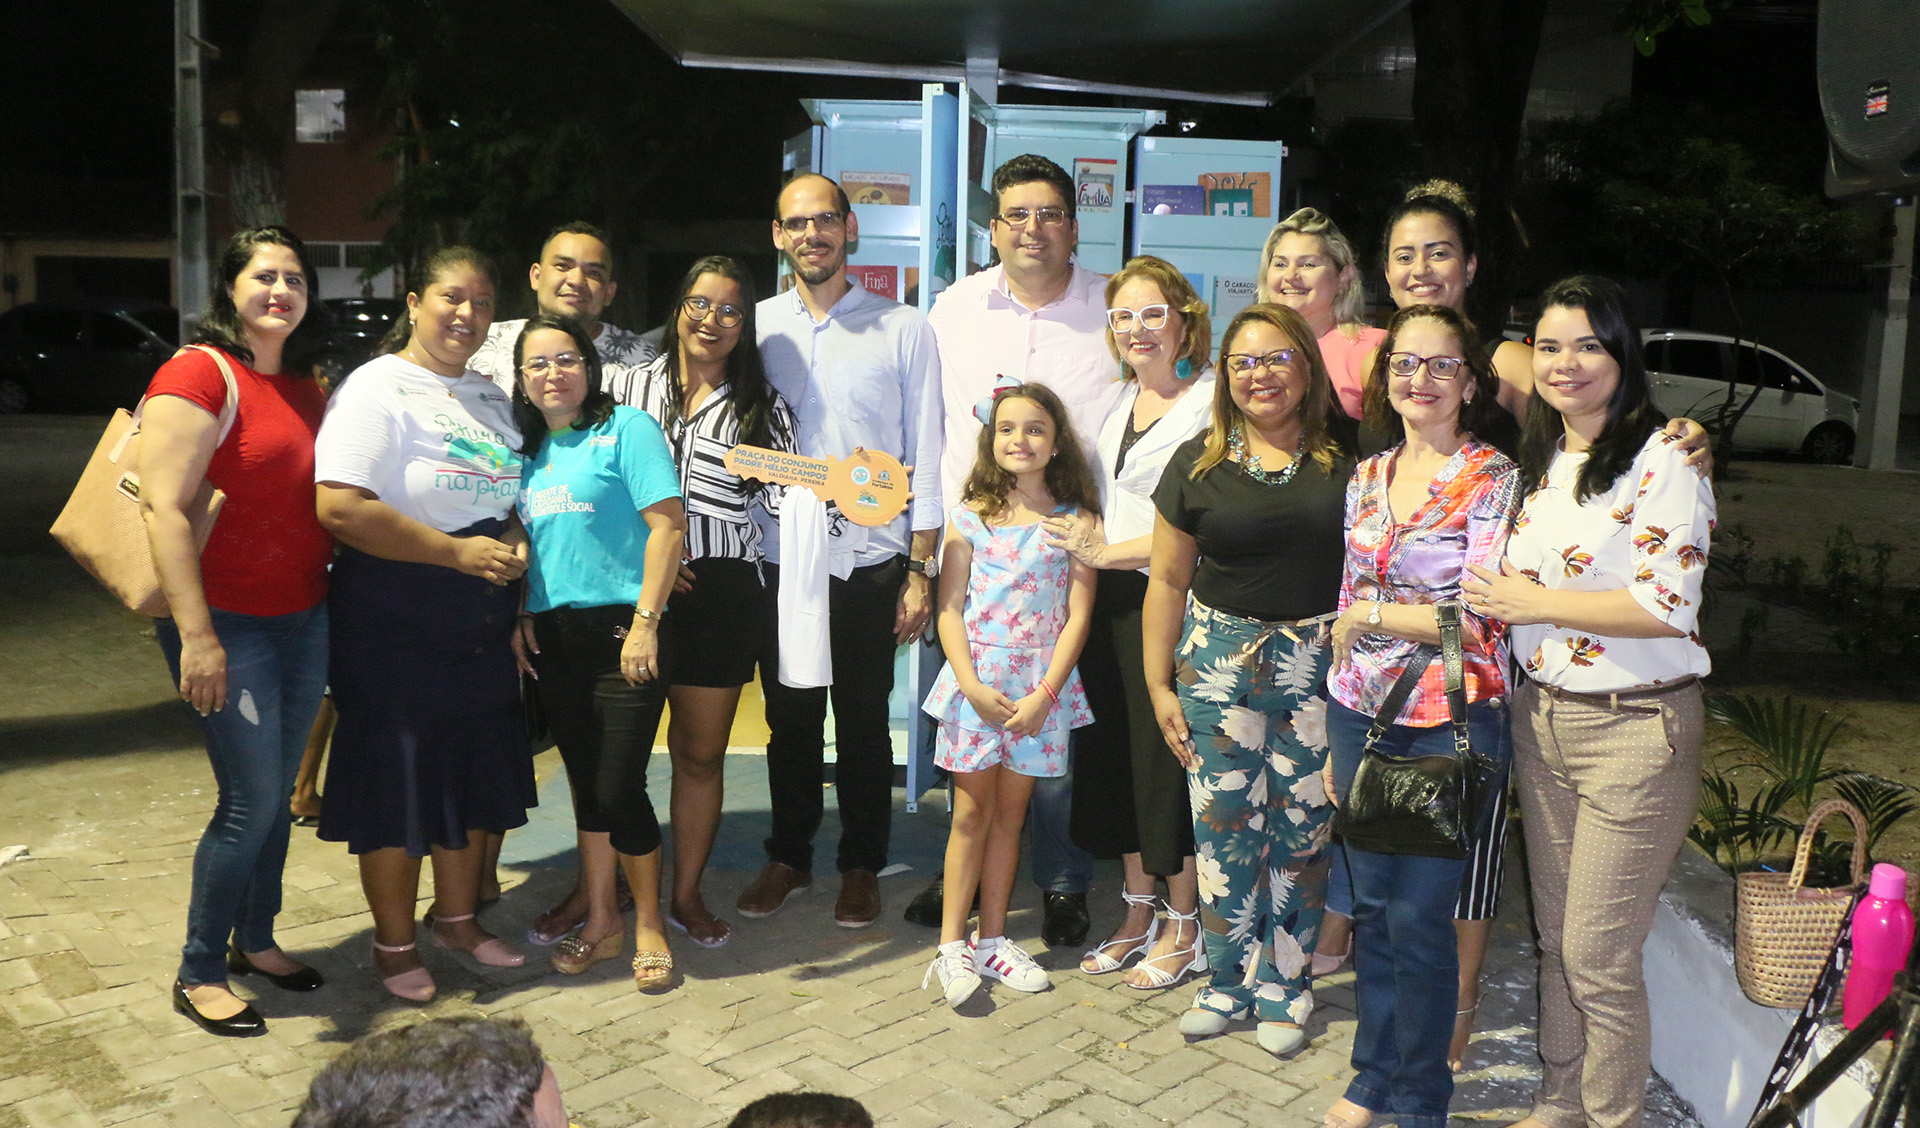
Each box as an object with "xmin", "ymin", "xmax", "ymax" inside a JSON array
[{"xmin": 1176, "ymin": 598, "xmax": 1336, "ymax": 1025}]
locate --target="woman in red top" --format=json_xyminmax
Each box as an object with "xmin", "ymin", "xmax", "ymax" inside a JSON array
[{"xmin": 140, "ymin": 226, "xmax": 335, "ymax": 1037}]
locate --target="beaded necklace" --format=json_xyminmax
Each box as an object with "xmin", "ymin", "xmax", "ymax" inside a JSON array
[{"xmin": 1228, "ymin": 423, "xmax": 1303, "ymax": 486}]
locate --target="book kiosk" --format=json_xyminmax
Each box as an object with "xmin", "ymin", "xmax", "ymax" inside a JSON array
[{"xmin": 780, "ymin": 87, "xmax": 1281, "ymax": 807}]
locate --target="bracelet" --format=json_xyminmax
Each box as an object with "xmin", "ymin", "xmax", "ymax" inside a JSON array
[
  {"xmin": 1038, "ymin": 678, "xmax": 1058, "ymax": 704},
  {"xmin": 633, "ymin": 607, "xmax": 661, "ymax": 622},
  {"xmin": 516, "ymin": 613, "xmax": 534, "ymax": 621}
]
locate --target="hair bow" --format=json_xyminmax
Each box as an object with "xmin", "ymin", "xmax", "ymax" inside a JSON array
[{"xmin": 972, "ymin": 375, "xmax": 1024, "ymax": 425}]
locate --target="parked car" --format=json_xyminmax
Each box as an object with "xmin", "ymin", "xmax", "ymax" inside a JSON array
[
  {"xmin": 0, "ymin": 300, "xmax": 179, "ymax": 414},
  {"xmin": 1640, "ymin": 330, "xmax": 1859, "ymax": 463},
  {"xmin": 318, "ymin": 297, "xmax": 405, "ymax": 384}
]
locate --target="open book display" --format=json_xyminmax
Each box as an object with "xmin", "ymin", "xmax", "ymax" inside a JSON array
[{"xmin": 722, "ymin": 445, "xmax": 910, "ymax": 528}]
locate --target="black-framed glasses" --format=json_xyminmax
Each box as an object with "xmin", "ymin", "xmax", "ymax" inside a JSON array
[
  {"xmin": 522, "ymin": 352, "xmax": 586, "ymax": 377},
  {"xmin": 1223, "ymin": 349, "xmax": 1300, "ymax": 375},
  {"xmin": 682, "ymin": 294, "xmax": 745, "ymax": 329},
  {"xmin": 995, "ymin": 206, "xmax": 1070, "ymax": 228},
  {"xmin": 1386, "ymin": 351, "xmax": 1467, "ymax": 380},
  {"xmin": 778, "ymin": 211, "xmax": 844, "ymax": 235},
  {"xmin": 1107, "ymin": 305, "xmax": 1170, "ymax": 334}
]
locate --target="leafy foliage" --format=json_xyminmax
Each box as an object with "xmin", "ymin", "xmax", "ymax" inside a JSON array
[
  {"xmin": 1616, "ymin": 0, "xmax": 1732, "ymax": 56},
  {"xmin": 1694, "ymin": 693, "xmax": 1918, "ymax": 886}
]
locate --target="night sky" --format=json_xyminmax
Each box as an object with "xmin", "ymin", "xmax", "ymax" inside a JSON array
[{"xmin": 1, "ymin": 2, "xmax": 1832, "ymax": 236}]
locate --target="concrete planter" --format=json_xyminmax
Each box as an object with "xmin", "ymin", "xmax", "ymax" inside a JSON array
[{"xmin": 1647, "ymin": 843, "xmax": 1885, "ymax": 1128}]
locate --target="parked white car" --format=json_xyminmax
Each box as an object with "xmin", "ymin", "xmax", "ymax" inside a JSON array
[{"xmin": 1640, "ymin": 330, "xmax": 1859, "ymax": 463}]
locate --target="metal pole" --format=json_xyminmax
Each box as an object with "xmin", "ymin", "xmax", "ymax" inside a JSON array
[
  {"xmin": 175, "ymin": 0, "xmax": 210, "ymax": 340},
  {"xmin": 1862, "ymin": 196, "xmax": 1913, "ymax": 470}
]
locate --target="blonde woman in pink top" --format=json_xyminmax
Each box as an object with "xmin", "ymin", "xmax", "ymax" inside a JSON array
[{"xmin": 1257, "ymin": 208, "xmax": 1386, "ymax": 422}]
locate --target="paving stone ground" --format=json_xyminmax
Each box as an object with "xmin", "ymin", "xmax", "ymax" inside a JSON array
[{"xmin": 0, "ymin": 416, "xmax": 1701, "ymax": 1128}]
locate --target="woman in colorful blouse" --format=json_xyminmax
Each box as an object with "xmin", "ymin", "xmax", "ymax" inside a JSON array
[
  {"xmin": 1320, "ymin": 305, "xmax": 1518, "ymax": 1128},
  {"xmin": 1463, "ymin": 275, "xmax": 1712, "ymax": 1128},
  {"xmin": 1144, "ymin": 303, "xmax": 1351, "ymax": 1057},
  {"xmin": 626, "ymin": 256, "xmax": 796, "ymax": 949}
]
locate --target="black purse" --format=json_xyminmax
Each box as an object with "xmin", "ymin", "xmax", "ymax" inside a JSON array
[{"xmin": 1335, "ymin": 601, "xmax": 1493, "ymax": 859}]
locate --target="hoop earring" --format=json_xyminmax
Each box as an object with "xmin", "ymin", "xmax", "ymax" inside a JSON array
[{"xmin": 1175, "ymin": 357, "xmax": 1193, "ymax": 381}]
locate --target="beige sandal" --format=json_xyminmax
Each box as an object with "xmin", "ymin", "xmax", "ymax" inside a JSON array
[{"xmin": 632, "ymin": 948, "xmax": 674, "ymax": 993}]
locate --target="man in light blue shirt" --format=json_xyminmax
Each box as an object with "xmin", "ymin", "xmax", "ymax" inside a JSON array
[{"xmin": 741, "ymin": 173, "xmax": 943, "ymax": 929}]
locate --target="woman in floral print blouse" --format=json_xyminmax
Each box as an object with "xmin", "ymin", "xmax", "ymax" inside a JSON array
[
  {"xmin": 1320, "ymin": 304, "xmax": 1519, "ymax": 1128},
  {"xmin": 1462, "ymin": 275, "xmax": 1713, "ymax": 1128}
]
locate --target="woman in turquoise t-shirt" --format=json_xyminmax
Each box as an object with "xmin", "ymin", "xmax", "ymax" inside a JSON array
[{"xmin": 508, "ymin": 313, "xmax": 688, "ymax": 991}]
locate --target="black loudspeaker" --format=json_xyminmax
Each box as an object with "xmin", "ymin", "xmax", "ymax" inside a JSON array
[{"xmin": 1818, "ymin": 0, "xmax": 1920, "ymax": 196}]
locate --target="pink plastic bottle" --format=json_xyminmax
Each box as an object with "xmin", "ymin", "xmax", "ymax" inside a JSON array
[{"xmin": 1841, "ymin": 863, "xmax": 1915, "ymax": 1035}]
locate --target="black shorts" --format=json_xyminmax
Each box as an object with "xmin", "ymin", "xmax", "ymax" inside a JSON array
[{"xmin": 667, "ymin": 556, "xmax": 768, "ymax": 688}]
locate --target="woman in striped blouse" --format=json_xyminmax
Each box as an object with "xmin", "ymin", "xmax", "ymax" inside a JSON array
[{"xmin": 627, "ymin": 256, "xmax": 797, "ymax": 948}]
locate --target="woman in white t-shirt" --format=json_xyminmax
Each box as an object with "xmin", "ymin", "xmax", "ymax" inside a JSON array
[
  {"xmin": 1462, "ymin": 275, "xmax": 1712, "ymax": 1128},
  {"xmin": 314, "ymin": 246, "xmax": 536, "ymax": 1004}
]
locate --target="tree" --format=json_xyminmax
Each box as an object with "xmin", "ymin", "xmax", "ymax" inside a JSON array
[
  {"xmin": 1543, "ymin": 104, "xmax": 1864, "ymax": 448},
  {"xmin": 362, "ymin": 0, "xmax": 798, "ymax": 316},
  {"xmin": 1407, "ymin": 0, "xmax": 1552, "ymax": 338},
  {"xmin": 210, "ymin": 0, "xmax": 348, "ymax": 227}
]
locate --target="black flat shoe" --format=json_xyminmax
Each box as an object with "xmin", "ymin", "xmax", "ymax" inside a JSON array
[
  {"xmin": 1042, "ymin": 891, "xmax": 1091, "ymax": 947},
  {"xmin": 172, "ymin": 980, "xmax": 266, "ymax": 1037},
  {"xmin": 226, "ymin": 947, "xmax": 324, "ymax": 992}
]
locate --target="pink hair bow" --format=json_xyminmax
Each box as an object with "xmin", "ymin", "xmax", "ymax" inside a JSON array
[{"xmin": 972, "ymin": 374, "xmax": 1023, "ymax": 426}]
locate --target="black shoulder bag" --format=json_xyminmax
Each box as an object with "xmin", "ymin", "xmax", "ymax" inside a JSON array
[{"xmin": 1334, "ymin": 601, "xmax": 1492, "ymax": 859}]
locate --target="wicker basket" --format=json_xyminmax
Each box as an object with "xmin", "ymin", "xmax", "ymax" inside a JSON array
[{"xmin": 1733, "ymin": 798, "xmax": 1869, "ymax": 1009}]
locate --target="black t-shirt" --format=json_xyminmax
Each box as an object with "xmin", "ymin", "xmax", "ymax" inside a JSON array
[{"xmin": 1152, "ymin": 434, "xmax": 1352, "ymax": 622}]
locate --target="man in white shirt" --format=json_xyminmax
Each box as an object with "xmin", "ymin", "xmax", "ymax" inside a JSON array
[
  {"xmin": 915, "ymin": 154, "xmax": 1123, "ymax": 947},
  {"xmin": 468, "ymin": 222, "xmax": 656, "ymax": 400},
  {"xmin": 741, "ymin": 173, "xmax": 943, "ymax": 929}
]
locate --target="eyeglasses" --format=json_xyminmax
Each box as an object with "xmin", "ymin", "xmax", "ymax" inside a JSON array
[
  {"xmin": 522, "ymin": 353, "xmax": 586, "ymax": 377},
  {"xmin": 1223, "ymin": 349, "xmax": 1300, "ymax": 375},
  {"xmin": 778, "ymin": 211, "xmax": 844, "ymax": 235},
  {"xmin": 682, "ymin": 294, "xmax": 745, "ymax": 329},
  {"xmin": 1107, "ymin": 304, "xmax": 1170, "ymax": 333},
  {"xmin": 995, "ymin": 206, "xmax": 1070, "ymax": 228},
  {"xmin": 1386, "ymin": 352, "xmax": 1467, "ymax": 380}
]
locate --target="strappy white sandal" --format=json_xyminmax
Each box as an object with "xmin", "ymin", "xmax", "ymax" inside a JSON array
[
  {"xmin": 1127, "ymin": 903, "xmax": 1208, "ymax": 990},
  {"xmin": 1080, "ymin": 891, "xmax": 1159, "ymax": 974}
]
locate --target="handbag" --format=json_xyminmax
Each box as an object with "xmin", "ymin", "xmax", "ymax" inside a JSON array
[
  {"xmin": 49, "ymin": 345, "xmax": 240, "ymax": 618},
  {"xmin": 1335, "ymin": 601, "xmax": 1493, "ymax": 859},
  {"xmin": 1733, "ymin": 798, "xmax": 1870, "ymax": 1009}
]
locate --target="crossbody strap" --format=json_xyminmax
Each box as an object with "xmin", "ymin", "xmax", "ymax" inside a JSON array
[
  {"xmin": 1363, "ymin": 642, "xmax": 1437, "ymax": 751},
  {"xmin": 1436, "ymin": 600, "xmax": 1472, "ymax": 759}
]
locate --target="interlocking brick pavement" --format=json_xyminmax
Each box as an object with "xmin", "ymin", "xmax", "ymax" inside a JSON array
[{"xmin": 0, "ymin": 415, "xmax": 1704, "ymax": 1128}]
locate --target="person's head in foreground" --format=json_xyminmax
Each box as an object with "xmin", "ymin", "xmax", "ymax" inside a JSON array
[
  {"xmin": 291, "ymin": 1016, "xmax": 566, "ymax": 1128},
  {"xmin": 726, "ymin": 1091, "xmax": 874, "ymax": 1128}
]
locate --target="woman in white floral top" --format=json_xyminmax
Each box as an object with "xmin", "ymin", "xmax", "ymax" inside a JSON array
[{"xmin": 1462, "ymin": 275, "xmax": 1713, "ymax": 1128}]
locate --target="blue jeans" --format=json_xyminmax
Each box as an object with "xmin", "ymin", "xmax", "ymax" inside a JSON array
[
  {"xmin": 1329, "ymin": 696, "xmax": 1509, "ymax": 1128},
  {"xmin": 157, "ymin": 604, "xmax": 329, "ymax": 985},
  {"xmin": 1028, "ymin": 772, "xmax": 1091, "ymax": 893}
]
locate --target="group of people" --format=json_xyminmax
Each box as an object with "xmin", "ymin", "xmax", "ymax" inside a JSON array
[{"xmin": 138, "ymin": 153, "xmax": 1714, "ymax": 1128}]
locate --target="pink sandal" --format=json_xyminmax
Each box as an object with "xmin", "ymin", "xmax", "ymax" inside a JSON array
[{"xmin": 430, "ymin": 913, "xmax": 526, "ymax": 967}]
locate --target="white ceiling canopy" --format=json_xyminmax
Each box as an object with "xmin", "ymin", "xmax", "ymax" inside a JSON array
[{"xmin": 607, "ymin": 0, "xmax": 1411, "ymax": 107}]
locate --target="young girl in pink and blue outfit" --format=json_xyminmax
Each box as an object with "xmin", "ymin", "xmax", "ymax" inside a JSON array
[{"xmin": 921, "ymin": 380, "xmax": 1100, "ymax": 1009}]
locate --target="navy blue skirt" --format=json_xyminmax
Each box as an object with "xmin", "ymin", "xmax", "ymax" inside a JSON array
[{"xmin": 318, "ymin": 520, "xmax": 536, "ymax": 856}]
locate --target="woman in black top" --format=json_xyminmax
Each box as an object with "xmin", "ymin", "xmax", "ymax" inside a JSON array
[{"xmin": 1144, "ymin": 303, "xmax": 1352, "ymax": 1058}]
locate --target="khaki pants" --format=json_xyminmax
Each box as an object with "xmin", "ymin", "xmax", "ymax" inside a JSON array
[{"xmin": 1512, "ymin": 678, "xmax": 1704, "ymax": 1128}]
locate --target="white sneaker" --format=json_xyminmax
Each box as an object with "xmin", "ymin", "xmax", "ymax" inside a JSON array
[
  {"xmin": 922, "ymin": 941, "xmax": 981, "ymax": 1008},
  {"xmin": 974, "ymin": 936, "xmax": 1050, "ymax": 992}
]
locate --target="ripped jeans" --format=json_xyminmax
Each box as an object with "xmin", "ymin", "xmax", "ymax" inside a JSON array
[{"xmin": 157, "ymin": 603, "xmax": 329, "ymax": 984}]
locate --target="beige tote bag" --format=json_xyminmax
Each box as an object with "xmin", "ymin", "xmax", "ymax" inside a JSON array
[{"xmin": 49, "ymin": 345, "xmax": 239, "ymax": 618}]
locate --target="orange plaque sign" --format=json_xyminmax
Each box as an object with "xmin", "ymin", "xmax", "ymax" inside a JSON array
[{"xmin": 723, "ymin": 445, "xmax": 910, "ymax": 528}]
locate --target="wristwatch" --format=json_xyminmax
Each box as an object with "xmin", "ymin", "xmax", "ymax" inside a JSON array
[
  {"xmin": 633, "ymin": 607, "xmax": 662, "ymax": 622},
  {"xmin": 1365, "ymin": 600, "xmax": 1383, "ymax": 628},
  {"xmin": 905, "ymin": 554, "xmax": 940, "ymax": 580}
]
